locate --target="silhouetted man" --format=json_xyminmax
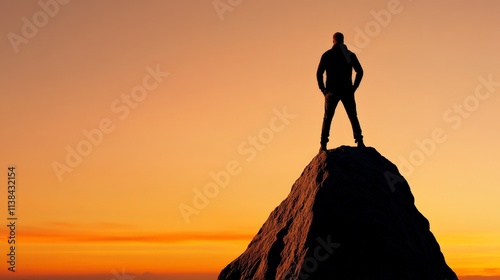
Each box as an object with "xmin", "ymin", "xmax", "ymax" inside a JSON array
[{"xmin": 317, "ymin": 32, "xmax": 365, "ymax": 152}]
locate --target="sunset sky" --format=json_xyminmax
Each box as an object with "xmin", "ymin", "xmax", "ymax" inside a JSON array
[{"xmin": 1, "ymin": 0, "xmax": 500, "ymax": 279}]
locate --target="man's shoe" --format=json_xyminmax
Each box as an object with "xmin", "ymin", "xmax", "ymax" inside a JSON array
[
  {"xmin": 319, "ymin": 145, "xmax": 327, "ymax": 153},
  {"xmin": 356, "ymin": 139, "xmax": 366, "ymax": 148}
]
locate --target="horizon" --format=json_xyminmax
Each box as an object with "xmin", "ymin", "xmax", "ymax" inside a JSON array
[{"xmin": 1, "ymin": 0, "xmax": 500, "ymax": 279}]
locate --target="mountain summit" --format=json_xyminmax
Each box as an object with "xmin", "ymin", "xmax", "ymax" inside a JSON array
[{"xmin": 219, "ymin": 146, "xmax": 458, "ymax": 280}]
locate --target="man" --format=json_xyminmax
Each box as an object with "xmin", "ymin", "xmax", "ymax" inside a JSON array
[{"xmin": 317, "ymin": 32, "xmax": 365, "ymax": 152}]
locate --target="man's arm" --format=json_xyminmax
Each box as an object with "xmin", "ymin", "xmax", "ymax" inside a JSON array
[
  {"xmin": 316, "ymin": 54, "xmax": 327, "ymax": 94},
  {"xmin": 351, "ymin": 54, "xmax": 363, "ymax": 92}
]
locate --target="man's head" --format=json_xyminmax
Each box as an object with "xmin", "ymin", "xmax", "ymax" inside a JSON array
[{"xmin": 333, "ymin": 32, "xmax": 344, "ymax": 44}]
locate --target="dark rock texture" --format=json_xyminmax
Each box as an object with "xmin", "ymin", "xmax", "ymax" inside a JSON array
[{"xmin": 219, "ymin": 146, "xmax": 458, "ymax": 280}]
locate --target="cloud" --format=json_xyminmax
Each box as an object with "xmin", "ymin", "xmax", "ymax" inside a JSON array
[
  {"xmin": 460, "ymin": 276, "xmax": 500, "ymax": 280},
  {"xmin": 18, "ymin": 223, "xmax": 253, "ymax": 244},
  {"xmin": 484, "ymin": 268, "xmax": 500, "ymax": 275},
  {"xmin": 44, "ymin": 221, "xmax": 136, "ymax": 229}
]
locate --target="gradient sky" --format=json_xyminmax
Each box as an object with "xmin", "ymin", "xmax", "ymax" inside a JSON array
[{"xmin": 1, "ymin": 0, "xmax": 500, "ymax": 279}]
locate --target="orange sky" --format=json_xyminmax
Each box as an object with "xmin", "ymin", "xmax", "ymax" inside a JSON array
[{"xmin": 1, "ymin": 0, "xmax": 500, "ymax": 279}]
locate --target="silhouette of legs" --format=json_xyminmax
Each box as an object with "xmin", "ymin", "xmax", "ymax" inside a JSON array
[
  {"xmin": 340, "ymin": 91, "xmax": 363, "ymax": 143},
  {"xmin": 320, "ymin": 92, "xmax": 340, "ymax": 149},
  {"xmin": 320, "ymin": 90, "xmax": 363, "ymax": 149}
]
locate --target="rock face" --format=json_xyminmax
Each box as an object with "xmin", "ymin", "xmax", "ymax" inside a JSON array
[{"xmin": 219, "ymin": 146, "xmax": 458, "ymax": 280}]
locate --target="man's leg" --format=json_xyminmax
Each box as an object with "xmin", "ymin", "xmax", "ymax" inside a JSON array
[
  {"xmin": 340, "ymin": 92, "xmax": 363, "ymax": 144},
  {"xmin": 320, "ymin": 92, "xmax": 340, "ymax": 150}
]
